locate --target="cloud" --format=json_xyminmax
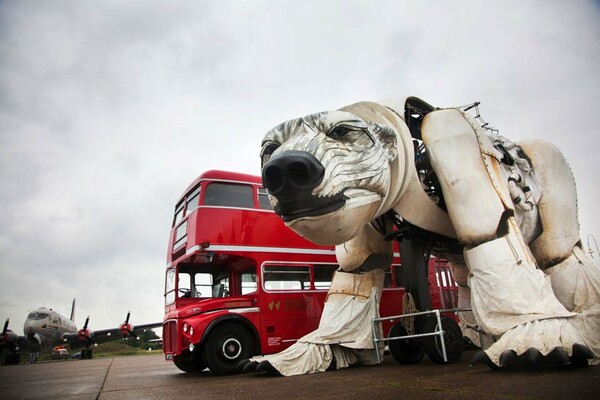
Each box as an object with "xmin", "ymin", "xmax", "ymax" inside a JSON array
[{"xmin": 0, "ymin": 0, "xmax": 599, "ymax": 335}]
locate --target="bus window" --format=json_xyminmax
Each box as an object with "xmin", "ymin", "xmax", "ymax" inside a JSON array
[
  {"xmin": 240, "ymin": 269, "xmax": 257, "ymax": 294},
  {"xmin": 436, "ymin": 270, "xmax": 444, "ymax": 287},
  {"xmin": 435, "ymin": 266, "xmax": 456, "ymax": 288},
  {"xmin": 192, "ymin": 272, "xmax": 213, "ymax": 298},
  {"xmin": 384, "ymin": 268, "xmax": 393, "ymax": 288},
  {"xmin": 175, "ymin": 264, "xmax": 236, "ymax": 299},
  {"xmin": 393, "ymin": 265, "xmax": 404, "ymax": 287},
  {"xmin": 186, "ymin": 187, "xmax": 200, "ymax": 215},
  {"xmin": 313, "ymin": 265, "xmax": 338, "ymax": 290},
  {"xmin": 165, "ymin": 268, "xmax": 176, "ymax": 305},
  {"xmin": 173, "ymin": 220, "xmax": 187, "ymax": 250},
  {"xmin": 263, "ymin": 266, "xmax": 310, "ymax": 291},
  {"xmin": 212, "ymin": 274, "xmax": 230, "ymax": 297},
  {"xmin": 258, "ymin": 188, "xmax": 273, "ymax": 210},
  {"xmin": 173, "ymin": 202, "xmax": 184, "ymax": 226},
  {"xmin": 204, "ymin": 183, "xmax": 254, "ymax": 208},
  {"xmin": 178, "ymin": 272, "xmax": 192, "ymax": 298}
]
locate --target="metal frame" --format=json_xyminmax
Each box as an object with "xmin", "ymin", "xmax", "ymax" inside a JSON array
[{"xmin": 371, "ymin": 307, "xmax": 473, "ymax": 364}]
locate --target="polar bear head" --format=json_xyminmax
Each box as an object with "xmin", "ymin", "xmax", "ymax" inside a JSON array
[{"xmin": 260, "ymin": 107, "xmax": 401, "ymax": 245}]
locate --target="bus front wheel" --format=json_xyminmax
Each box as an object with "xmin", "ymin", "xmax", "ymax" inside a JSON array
[
  {"xmin": 173, "ymin": 350, "xmax": 206, "ymax": 373},
  {"xmin": 203, "ymin": 322, "xmax": 254, "ymax": 375}
]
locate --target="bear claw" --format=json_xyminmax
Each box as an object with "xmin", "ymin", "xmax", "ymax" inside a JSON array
[
  {"xmin": 256, "ymin": 360, "xmax": 281, "ymax": 375},
  {"xmin": 471, "ymin": 344, "xmax": 593, "ymax": 371}
]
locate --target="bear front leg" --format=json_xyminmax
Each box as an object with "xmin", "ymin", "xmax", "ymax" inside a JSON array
[
  {"xmin": 240, "ymin": 269, "xmax": 385, "ymax": 376},
  {"xmin": 466, "ymin": 217, "xmax": 597, "ymax": 368}
]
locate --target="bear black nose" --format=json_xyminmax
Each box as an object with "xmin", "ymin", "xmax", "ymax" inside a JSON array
[{"xmin": 262, "ymin": 150, "xmax": 325, "ymax": 201}]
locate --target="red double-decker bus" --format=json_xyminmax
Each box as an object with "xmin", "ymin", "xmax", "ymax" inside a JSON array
[{"xmin": 162, "ymin": 170, "xmax": 458, "ymax": 374}]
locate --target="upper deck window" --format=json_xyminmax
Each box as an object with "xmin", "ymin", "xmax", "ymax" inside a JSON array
[
  {"xmin": 186, "ymin": 187, "xmax": 200, "ymax": 215},
  {"xmin": 258, "ymin": 188, "xmax": 273, "ymax": 210},
  {"xmin": 173, "ymin": 220, "xmax": 187, "ymax": 250},
  {"xmin": 173, "ymin": 202, "xmax": 184, "ymax": 226},
  {"xmin": 204, "ymin": 182, "xmax": 254, "ymax": 209}
]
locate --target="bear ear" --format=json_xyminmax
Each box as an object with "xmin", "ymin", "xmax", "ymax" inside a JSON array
[{"xmin": 370, "ymin": 123, "xmax": 398, "ymax": 161}]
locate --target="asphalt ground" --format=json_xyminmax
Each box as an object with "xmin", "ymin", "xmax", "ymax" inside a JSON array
[{"xmin": 1, "ymin": 350, "xmax": 599, "ymax": 400}]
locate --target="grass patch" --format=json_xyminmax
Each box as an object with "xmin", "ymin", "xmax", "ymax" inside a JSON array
[
  {"xmin": 425, "ymin": 386, "xmax": 445, "ymax": 392},
  {"xmin": 37, "ymin": 340, "xmax": 161, "ymax": 361}
]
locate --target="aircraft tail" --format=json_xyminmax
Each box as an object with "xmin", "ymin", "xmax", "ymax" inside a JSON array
[{"xmin": 70, "ymin": 298, "xmax": 76, "ymax": 322}]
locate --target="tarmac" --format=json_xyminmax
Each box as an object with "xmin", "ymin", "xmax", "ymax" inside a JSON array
[{"xmin": 1, "ymin": 350, "xmax": 599, "ymax": 400}]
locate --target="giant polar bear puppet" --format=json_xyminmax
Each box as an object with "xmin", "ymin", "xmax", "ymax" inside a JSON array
[{"xmin": 241, "ymin": 97, "xmax": 600, "ymax": 375}]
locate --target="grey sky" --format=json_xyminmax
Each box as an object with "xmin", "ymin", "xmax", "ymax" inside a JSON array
[{"xmin": 1, "ymin": 0, "xmax": 599, "ymax": 335}]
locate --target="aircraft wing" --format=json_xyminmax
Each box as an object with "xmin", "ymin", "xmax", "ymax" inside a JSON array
[
  {"xmin": 129, "ymin": 322, "xmax": 163, "ymax": 336},
  {"xmin": 61, "ymin": 332, "xmax": 83, "ymax": 349},
  {"xmin": 5, "ymin": 334, "xmax": 32, "ymax": 352},
  {"xmin": 62, "ymin": 315, "xmax": 162, "ymax": 349},
  {"xmin": 89, "ymin": 322, "xmax": 163, "ymax": 344},
  {"xmin": 61, "ymin": 330, "xmax": 122, "ymax": 348}
]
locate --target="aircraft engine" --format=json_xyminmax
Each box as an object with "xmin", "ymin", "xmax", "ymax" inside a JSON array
[
  {"xmin": 77, "ymin": 316, "xmax": 93, "ymax": 344},
  {"xmin": 120, "ymin": 312, "xmax": 134, "ymax": 338},
  {"xmin": 0, "ymin": 319, "xmax": 18, "ymax": 350}
]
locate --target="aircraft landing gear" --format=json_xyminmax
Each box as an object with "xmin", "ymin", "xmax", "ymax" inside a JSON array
[
  {"xmin": 2, "ymin": 352, "xmax": 21, "ymax": 365},
  {"xmin": 81, "ymin": 347, "xmax": 93, "ymax": 359}
]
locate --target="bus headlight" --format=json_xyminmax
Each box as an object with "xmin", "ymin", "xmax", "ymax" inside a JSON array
[
  {"xmin": 188, "ymin": 342, "xmax": 195, "ymax": 352},
  {"xmin": 182, "ymin": 322, "xmax": 195, "ymax": 338}
]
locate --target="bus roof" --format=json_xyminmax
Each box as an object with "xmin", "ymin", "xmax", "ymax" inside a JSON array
[{"xmin": 179, "ymin": 170, "xmax": 263, "ymax": 202}]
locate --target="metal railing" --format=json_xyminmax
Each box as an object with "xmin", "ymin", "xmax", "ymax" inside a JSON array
[{"xmin": 371, "ymin": 307, "xmax": 473, "ymax": 364}]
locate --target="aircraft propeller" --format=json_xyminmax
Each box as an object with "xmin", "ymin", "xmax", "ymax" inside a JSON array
[
  {"xmin": 0, "ymin": 319, "xmax": 22, "ymax": 364},
  {"xmin": 1, "ymin": 318, "xmax": 8, "ymax": 338},
  {"xmin": 120, "ymin": 311, "xmax": 135, "ymax": 338},
  {"xmin": 0, "ymin": 318, "xmax": 9, "ymax": 348},
  {"xmin": 77, "ymin": 315, "xmax": 94, "ymax": 344},
  {"xmin": 0, "ymin": 318, "xmax": 20, "ymax": 352}
]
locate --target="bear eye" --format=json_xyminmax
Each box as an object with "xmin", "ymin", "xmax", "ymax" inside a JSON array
[
  {"xmin": 328, "ymin": 126, "xmax": 351, "ymax": 139},
  {"xmin": 260, "ymin": 142, "xmax": 280, "ymax": 167},
  {"xmin": 327, "ymin": 123, "xmax": 373, "ymax": 144}
]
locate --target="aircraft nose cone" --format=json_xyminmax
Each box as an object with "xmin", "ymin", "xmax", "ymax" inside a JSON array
[{"xmin": 23, "ymin": 320, "xmax": 35, "ymax": 335}]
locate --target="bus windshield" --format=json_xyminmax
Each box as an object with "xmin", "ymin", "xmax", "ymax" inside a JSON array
[
  {"xmin": 174, "ymin": 264, "xmax": 257, "ymax": 301},
  {"xmin": 165, "ymin": 268, "xmax": 176, "ymax": 305}
]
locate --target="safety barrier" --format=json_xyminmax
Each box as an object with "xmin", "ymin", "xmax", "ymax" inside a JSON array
[{"xmin": 371, "ymin": 307, "xmax": 474, "ymax": 364}]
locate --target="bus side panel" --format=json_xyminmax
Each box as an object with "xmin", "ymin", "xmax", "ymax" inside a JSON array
[
  {"xmin": 191, "ymin": 208, "xmax": 324, "ymax": 250},
  {"xmin": 259, "ymin": 291, "xmax": 327, "ymax": 354},
  {"xmin": 379, "ymin": 288, "xmax": 406, "ymax": 334}
]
